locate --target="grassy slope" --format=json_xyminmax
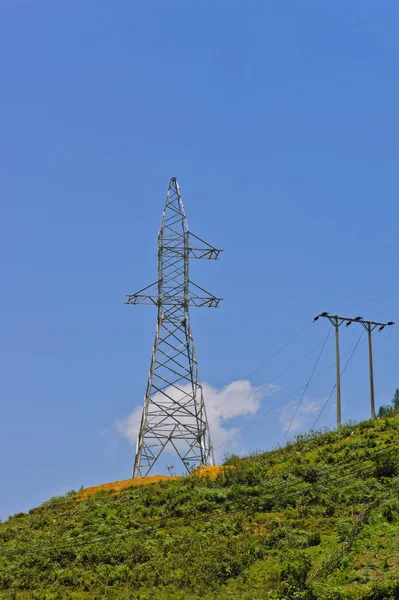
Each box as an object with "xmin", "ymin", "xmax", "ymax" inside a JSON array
[{"xmin": 2, "ymin": 415, "xmax": 399, "ymax": 599}]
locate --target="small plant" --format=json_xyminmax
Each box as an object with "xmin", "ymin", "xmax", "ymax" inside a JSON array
[
  {"xmin": 337, "ymin": 521, "xmax": 350, "ymax": 542},
  {"xmin": 223, "ymin": 453, "xmax": 240, "ymax": 466}
]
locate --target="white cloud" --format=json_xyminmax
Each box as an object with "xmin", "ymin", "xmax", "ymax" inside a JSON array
[
  {"xmin": 116, "ymin": 380, "xmax": 279, "ymax": 463},
  {"xmin": 279, "ymin": 396, "xmax": 326, "ymax": 434},
  {"xmin": 116, "ymin": 406, "xmax": 143, "ymax": 447}
]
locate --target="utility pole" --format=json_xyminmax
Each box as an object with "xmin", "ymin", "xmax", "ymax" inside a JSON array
[
  {"xmin": 125, "ymin": 177, "xmax": 222, "ymax": 477},
  {"xmin": 354, "ymin": 319, "xmax": 394, "ymax": 420},
  {"xmin": 314, "ymin": 313, "xmax": 345, "ymax": 426},
  {"xmin": 314, "ymin": 312, "xmax": 394, "ymax": 424},
  {"xmin": 333, "ymin": 316, "xmax": 342, "ymax": 427},
  {"xmin": 365, "ymin": 322, "xmax": 376, "ymax": 419}
]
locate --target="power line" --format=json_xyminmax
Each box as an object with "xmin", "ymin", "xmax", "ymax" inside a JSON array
[
  {"xmin": 367, "ymin": 304, "xmax": 399, "ymax": 318},
  {"xmin": 385, "ymin": 326, "xmax": 394, "ymax": 340},
  {"xmin": 13, "ymin": 400, "xmax": 378, "ymax": 529},
  {"xmin": 8, "ymin": 303, "xmax": 393, "ymax": 526},
  {"xmin": 8, "ymin": 314, "xmax": 372, "ymax": 527},
  {"xmin": 209, "ymin": 300, "xmax": 388, "ymax": 419},
  {"xmin": 338, "ymin": 291, "xmax": 399, "ymax": 312},
  {"xmin": 307, "ymin": 481, "xmax": 397, "ymax": 583},
  {"xmin": 311, "ymin": 330, "xmax": 365, "ymax": 429},
  {"xmin": 207, "ymin": 323, "xmax": 311, "ymax": 413},
  {"xmin": 216, "ymin": 341, "xmax": 366, "ymax": 451},
  {"xmin": 283, "ymin": 325, "xmax": 332, "ymax": 443},
  {"xmin": 216, "ymin": 329, "xmax": 334, "ymax": 422},
  {"xmin": 2, "ymin": 442, "xmax": 397, "ymax": 559}
]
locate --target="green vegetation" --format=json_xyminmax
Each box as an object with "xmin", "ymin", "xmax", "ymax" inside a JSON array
[
  {"xmin": 2, "ymin": 414, "xmax": 399, "ymax": 599},
  {"xmin": 378, "ymin": 388, "xmax": 399, "ymax": 418}
]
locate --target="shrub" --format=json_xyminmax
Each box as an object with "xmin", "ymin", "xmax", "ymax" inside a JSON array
[
  {"xmin": 375, "ymin": 456, "xmax": 397, "ymax": 478},
  {"xmin": 223, "ymin": 453, "xmax": 240, "ymax": 466}
]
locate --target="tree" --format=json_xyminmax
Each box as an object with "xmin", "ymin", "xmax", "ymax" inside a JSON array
[
  {"xmin": 378, "ymin": 404, "xmax": 392, "ymax": 418},
  {"xmin": 377, "ymin": 389, "xmax": 399, "ymax": 418}
]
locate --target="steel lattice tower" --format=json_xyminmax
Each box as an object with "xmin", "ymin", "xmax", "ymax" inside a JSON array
[{"xmin": 126, "ymin": 177, "xmax": 222, "ymax": 478}]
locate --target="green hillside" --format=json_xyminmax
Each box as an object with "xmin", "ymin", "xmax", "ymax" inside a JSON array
[{"xmin": 2, "ymin": 415, "xmax": 399, "ymax": 600}]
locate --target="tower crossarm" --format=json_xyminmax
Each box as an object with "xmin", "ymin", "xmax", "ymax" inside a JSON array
[
  {"xmin": 125, "ymin": 281, "xmax": 159, "ymax": 305},
  {"xmin": 188, "ymin": 232, "xmax": 222, "ymax": 260},
  {"xmin": 189, "ymin": 281, "xmax": 222, "ymax": 307},
  {"xmin": 125, "ymin": 280, "xmax": 221, "ymax": 308},
  {"xmin": 160, "ymin": 234, "xmax": 221, "ymax": 260}
]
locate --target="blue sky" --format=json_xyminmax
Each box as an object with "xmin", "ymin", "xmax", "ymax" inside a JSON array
[{"xmin": 1, "ymin": 0, "xmax": 399, "ymax": 519}]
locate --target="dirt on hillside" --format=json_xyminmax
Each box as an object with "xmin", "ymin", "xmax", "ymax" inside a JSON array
[{"xmin": 77, "ymin": 465, "xmax": 223, "ymax": 500}]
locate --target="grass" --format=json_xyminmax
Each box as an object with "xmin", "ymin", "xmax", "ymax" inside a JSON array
[{"xmin": 2, "ymin": 414, "xmax": 399, "ymax": 599}]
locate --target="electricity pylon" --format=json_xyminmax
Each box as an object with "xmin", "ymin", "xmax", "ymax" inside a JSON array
[{"xmin": 126, "ymin": 177, "xmax": 222, "ymax": 478}]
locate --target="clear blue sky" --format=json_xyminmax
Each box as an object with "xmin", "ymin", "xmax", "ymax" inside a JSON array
[{"xmin": 1, "ymin": 0, "xmax": 399, "ymax": 519}]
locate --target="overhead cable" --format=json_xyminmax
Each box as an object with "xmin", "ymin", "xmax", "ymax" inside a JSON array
[{"xmin": 283, "ymin": 325, "xmax": 332, "ymax": 443}]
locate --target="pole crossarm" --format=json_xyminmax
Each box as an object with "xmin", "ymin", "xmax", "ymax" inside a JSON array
[
  {"xmin": 359, "ymin": 320, "xmax": 395, "ymax": 332},
  {"xmin": 126, "ymin": 177, "xmax": 221, "ymax": 478},
  {"xmin": 314, "ymin": 312, "xmax": 395, "ymax": 330}
]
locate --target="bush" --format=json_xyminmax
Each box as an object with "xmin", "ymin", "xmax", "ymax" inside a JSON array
[
  {"xmin": 375, "ymin": 456, "xmax": 397, "ymax": 478},
  {"xmin": 223, "ymin": 453, "xmax": 240, "ymax": 466},
  {"xmin": 278, "ymin": 552, "xmax": 312, "ymax": 589}
]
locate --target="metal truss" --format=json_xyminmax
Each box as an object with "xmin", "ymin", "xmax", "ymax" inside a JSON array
[{"xmin": 126, "ymin": 177, "xmax": 222, "ymax": 477}]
